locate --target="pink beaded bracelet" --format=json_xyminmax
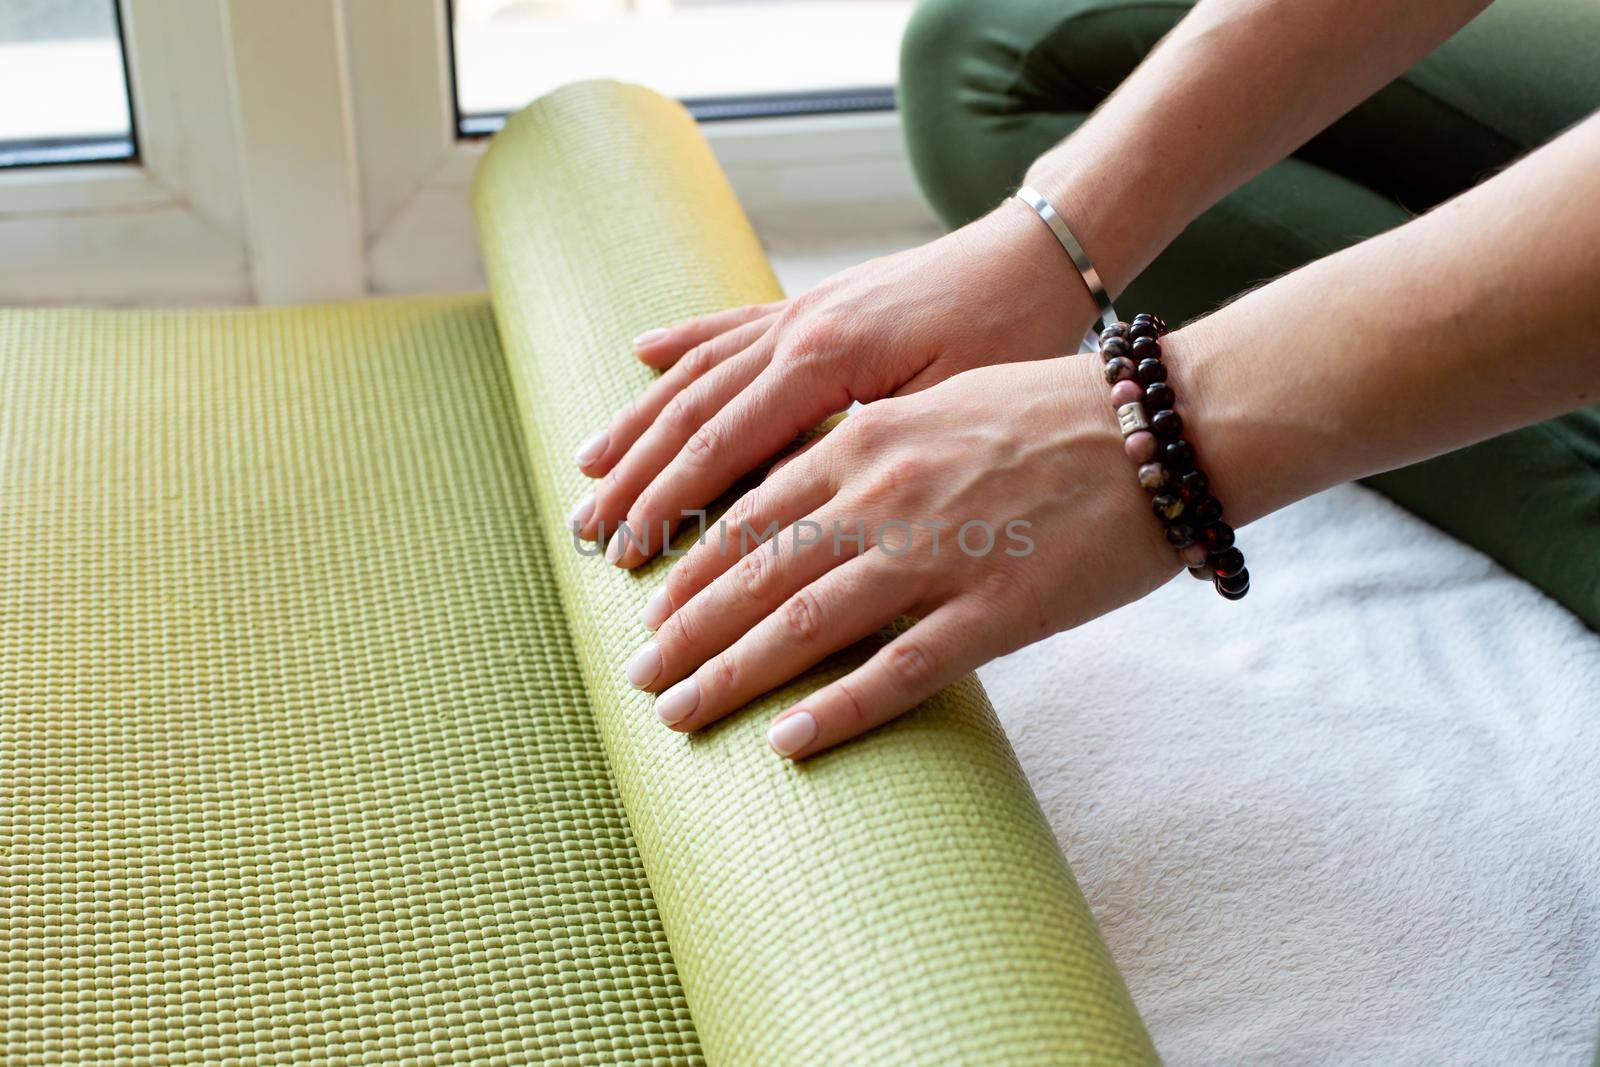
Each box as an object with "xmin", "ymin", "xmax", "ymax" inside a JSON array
[{"xmin": 1101, "ymin": 314, "xmax": 1249, "ymax": 600}]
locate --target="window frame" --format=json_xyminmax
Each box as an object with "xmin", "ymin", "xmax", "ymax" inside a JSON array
[
  {"xmin": 0, "ymin": 0, "xmax": 255, "ymax": 304},
  {"xmin": 349, "ymin": 0, "xmax": 928, "ymax": 297}
]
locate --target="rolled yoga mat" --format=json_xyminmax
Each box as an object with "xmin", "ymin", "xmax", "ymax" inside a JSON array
[
  {"xmin": 0, "ymin": 82, "xmax": 1154, "ymax": 1065},
  {"xmin": 474, "ymin": 81, "xmax": 1155, "ymax": 1064}
]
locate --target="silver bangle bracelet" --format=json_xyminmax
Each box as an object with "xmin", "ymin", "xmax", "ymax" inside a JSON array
[{"xmin": 1015, "ymin": 184, "xmax": 1118, "ymax": 350}]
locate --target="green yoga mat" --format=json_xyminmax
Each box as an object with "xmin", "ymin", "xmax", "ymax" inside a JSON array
[{"xmin": 1, "ymin": 82, "xmax": 1154, "ymax": 1065}]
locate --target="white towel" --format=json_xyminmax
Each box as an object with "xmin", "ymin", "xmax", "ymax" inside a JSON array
[{"xmin": 979, "ymin": 483, "xmax": 1600, "ymax": 1065}]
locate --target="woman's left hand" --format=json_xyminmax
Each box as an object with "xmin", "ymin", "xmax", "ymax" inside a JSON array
[{"xmin": 621, "ymin": 354, "xmax": 1183, "ymax": 759}]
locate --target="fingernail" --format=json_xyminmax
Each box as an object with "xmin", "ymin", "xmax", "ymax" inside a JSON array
[
  {"xmin": 567, "ymin": 494, "xmax": 595, "ymax": 532},
  {"xmin": 655, "ymin": 676, "xmax": 699, "ymax": 725},
  {"xmin": 625, "ymin": 642, "xmax": 661, "ymax": 689},
  {"xmin": 605, "ymin": 528, "xmax": 627, "ymax": 565},
  {"xmin": 633, "ymin": 327, "xmax": 668, "ymax": 348},
  {"xmin": 575, "ymin": 430, "xmax": 609, "ymax": 468},
  {"xmin": 767, "ymin": 711, "xmax": 817, "ymax": 757},
  {"xmin": 642, "ymin": 589, "xmax": 673, "ymax": 630}
]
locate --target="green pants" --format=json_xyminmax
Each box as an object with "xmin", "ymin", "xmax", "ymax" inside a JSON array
[{"xmin": 898, "ymin": 0, "xmax": 1600, "ymax": 631}]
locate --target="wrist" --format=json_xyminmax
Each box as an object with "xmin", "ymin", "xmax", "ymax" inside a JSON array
[
  {"xmin": 1022, "ymin": 138, "xmax": 1190, "ymax": 302},
  {"xmin": 1054, "ymin": 351, "xmax": 1186, "ymax": 579},
  {"xmin": 1162, "ymin": 322, "xmax": 1322, "ymax": 529},
  {"xmin": 966, "ymin": 196, "xmax": 1101, "ymax": 354}
]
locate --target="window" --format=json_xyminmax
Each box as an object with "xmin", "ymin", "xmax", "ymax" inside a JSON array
[
  {"xmin": 0, "ymin": 0, "xmax": 928, "ymax": 305},
  {"xmin": 0, "ymin": 0, "xmax": 136, "ymax": 167},
  {"xmin": 450, "ymin": 0, "xmax": 912, "ymax": 133}
]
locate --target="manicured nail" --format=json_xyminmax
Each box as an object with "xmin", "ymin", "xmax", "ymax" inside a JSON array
[
  {"xmin": 655, "ymin": 676, "xmax": 699, "ymax": 725},
  {"xmin": 767, "ymin": 711, "xmax": 817, "ymax": 758},
  {"xmin": 605, "ymin": 528, "xmax": 627, "ymax": 565},
  {"xmin": 642, "ymin": 589, "xmax": 672, "ymax": 630},
  {"xmin": 567, "ymin": 494, "xmax": 595, "ymax": 532},
  {"xmin": 633, "ymin": 327, "xmax": 668, "ymax": 348},
  {"xmin": 575, "ymin": 430, "xmax": 608, "ymax": 468},
  {"xmin": 625, "ymin": 642, "xmax": 661, "ymax": 689}
]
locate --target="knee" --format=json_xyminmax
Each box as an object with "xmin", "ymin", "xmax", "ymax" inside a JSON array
[
  {"xmin": 899, "ymin": 0, "xmax": 997, "ymax": 225},
  {"xmin": 898, "ymin": 0, "xmax": 985, "ymax": 118},
  {"xmin": 899, "ymin": 0, "xmax": 1182, "ymax": 228},
  {"xmin": 900, "ymin": 0, "xmax": 984, "ymax": 68}
]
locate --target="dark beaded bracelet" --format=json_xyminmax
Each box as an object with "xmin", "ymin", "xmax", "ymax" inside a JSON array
[
  {"xmin": 1190, "ymin": 496, "xmax": 1223, "ymax": 526},
  {"xmin": 1200, "ymin": 521, "xmax": 1234, "ymax": 552},
  {"xmin": 1099, "ymin": 314, "xmax": 1250, "ymax": 601},
  {"xmin": 1104, "ymin": 356, "xmax": 1136, "ymax": 384},
  {"xmin": 1161, "ymin": 439, "xmax": 1195, "ymax": 472},
  {"xmin": 1137, "ymin": 462, "xmax": 1170, "ymax": 491},
  {"xmin": 1216, "ymin": 567, "xmax": 1250, "ymax": 595}
]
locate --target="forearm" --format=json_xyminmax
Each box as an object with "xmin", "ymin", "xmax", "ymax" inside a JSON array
[
  {"xmin": 1025, "ymin": 0, "xmax": 1490, "ymax": 296},
  {"xmin": 1175, "ymin": 113, "xmax": 1600, "ymax": 527}
]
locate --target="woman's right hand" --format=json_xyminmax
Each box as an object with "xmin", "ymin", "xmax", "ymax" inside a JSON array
[
  {"xmin": 623, "ymin": 353, "xmax": 1182, "ymax": 757},
  {"xmin": 570, "ymin": 197, "xmax": 1102, "ymax": 565}
]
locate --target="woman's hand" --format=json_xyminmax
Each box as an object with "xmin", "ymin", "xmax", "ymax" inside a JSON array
[
  {"xmin": 569, "ymin": 199, "xmax": 1099, "ymax": 565},
  {"xmin": 619, "ymin": 354, "xmax": 1182, "ymax": 759}
]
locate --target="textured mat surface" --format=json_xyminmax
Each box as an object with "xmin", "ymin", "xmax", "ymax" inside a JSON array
[
  {"xmin": 475, "ymin": 81, "xmax": 1156, "ymax": 1065},
  {"xmin": 0, "ymin": 300, "xmax": 702, "ymax": 1065}
]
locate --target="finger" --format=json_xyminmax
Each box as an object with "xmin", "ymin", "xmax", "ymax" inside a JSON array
[
  {"xmin": 646, "ymin": 443, "xmax": 841, "ymax": 629},
  {"xmin": 577, "ymin": 313, "xmax": 778, "ymax": 480},
  {"xmin": 764, "ymin": 409, "xmax": 847, "ymax": 482},
  {"xmin": 580, "ymin": 333, "xmax": 775, "ymax": 547},
  {"xmin": 765, "ymin": 434, "xmax": 822, "ymax": 480},
  {"xmin": 614, "ymin": 357, "xmax": 851, "ymax": 567},
  {"xmin": 649, "ymin": 549, "xmax": 917, "ymax": 734},
  {"xmin": 765, "ymin": 598, "xmax": 997, "ymax": 760},
  {"xmin": 628, "ymin": 500, "xmax": 853, "ymax": 690},
  {"xmin": 635, "ymin": 498, "xmax": 865, "ymax": 693},
  {"xmin": 632, "ymin": 300, "xmax": 788, "ymax": 370}
]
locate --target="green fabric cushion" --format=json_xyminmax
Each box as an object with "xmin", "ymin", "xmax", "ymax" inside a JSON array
[{"xmin": 899, "ymin": 0, "xmax": 1600, "ymax": 629}]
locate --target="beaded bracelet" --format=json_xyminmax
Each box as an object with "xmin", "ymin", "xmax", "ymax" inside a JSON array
[{"xmin": 1101, "ymin": 314, "xmax": 1249, "ymax": 600}]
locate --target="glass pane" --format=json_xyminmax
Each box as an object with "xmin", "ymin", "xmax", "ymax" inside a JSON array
[
  {"xmin": 452, "ymin": 0, "xmax": 913, "ymax": 127},
  {"xmin": 0, "ymin": 0, "xmax": 136, "ymax": 167}
]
